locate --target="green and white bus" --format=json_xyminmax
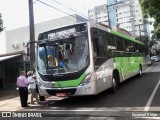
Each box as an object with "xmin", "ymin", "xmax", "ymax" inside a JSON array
[{"xmin": 36, "ymin": 21, "xmax": 147, "ymax": 97}]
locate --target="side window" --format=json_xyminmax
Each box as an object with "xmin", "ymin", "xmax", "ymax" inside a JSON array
[
  {"xmin": 124, "ymin": 40, "xmax": 130, "ymax": 52},
  {"xmin": 124, "ymin": 40, "xmax": 134, "ymax": 52},
  {"xmin": 107, "ymin": 33, "xmax": 116, "ymax": 55},
  {"xmin": 135, "ymin": 44, "xmax": 140, "ymax": 53},
  {"xmin": 132, "ymin": 43, "xmax": 136, "ymax": 52},
  {"xmin": 91, "ymin": 28, "xmax": 105, "ymax": 57},
  {"xmin": 115, "ymin": 36, "xmax": 124, "ymax": 51},
  {"xmin": 104, "ymin": 32, "xmax": 109, "ymax": 55},
  {"xmin": 129, "ymin": 42, "xmax": 135, "ymax": 52}
]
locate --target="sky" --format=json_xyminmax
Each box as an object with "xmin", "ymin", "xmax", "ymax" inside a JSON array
[{"xmin": 0, "ymin": 0, "xmax": 107, "ymax": 30}]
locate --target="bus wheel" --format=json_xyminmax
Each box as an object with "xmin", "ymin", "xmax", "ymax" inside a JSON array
[
  {"xmin": 110, "ymin": 73, "xmax": 118, "ymax": 93},
  {"xmin": 137, "ymin": 66, "xmax": 142, "ymax": 77}
]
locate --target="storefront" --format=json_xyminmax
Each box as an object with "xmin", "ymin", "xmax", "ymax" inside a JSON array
[{"xmin": 0, "ymin": 52, "xmax": 30, "ymax": 90}]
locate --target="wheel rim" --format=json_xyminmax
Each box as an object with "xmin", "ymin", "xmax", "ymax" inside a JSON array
[
  {"xmin": 112, "ymin": 78, "xmax": 116, "ymax": 90},
  {"xmin": 140, "ymin": 68, "xmax": 142, "ymax": 75}
]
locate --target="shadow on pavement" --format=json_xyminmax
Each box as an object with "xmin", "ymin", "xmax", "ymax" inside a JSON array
[{"xmin": 0, "ymin": 89, "xmax": 19, "ymax": 101}]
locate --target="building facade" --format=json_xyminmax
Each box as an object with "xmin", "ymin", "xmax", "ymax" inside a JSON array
[
  {"xmin": 88, "ymin": 4, "xmax": 108, "ymax": 26},
  {"xmin": 107, "ymin": 0, "xmax": 117, "ymax": 26},
  {"xmin": 88, "ymin": 0, "xmax": 148, "ymax": 37}
]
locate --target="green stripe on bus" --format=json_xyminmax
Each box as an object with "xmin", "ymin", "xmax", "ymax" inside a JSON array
[
  {"xmin": 110, "ymin": 30, "xmax": 143, "ymax": 45},
  {"xmin": 115, "ymin": 57, "xmax": 142, "ymax": 76},
  {"xmin": 53, "ymin": 72, "xmax": 86, "ymax": 88}
]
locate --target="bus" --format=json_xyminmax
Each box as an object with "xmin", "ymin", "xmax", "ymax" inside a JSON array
[{"xmin": 35, "ymin": 21, "xmax": 147, "ymax": 97}]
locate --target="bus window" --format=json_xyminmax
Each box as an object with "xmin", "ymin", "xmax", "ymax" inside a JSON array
[
  {"xmin": 91, "ymin": 29, "xmax": 105, "ymax": 57},
  {"xmin": 107, "ymin": 33, "xmax": 116, "ymax": 55},
  {"xmin": 129, "ymin": 42, "xmax": 135, "ymax": 52},
  {"xmin": 124, "ymin": 40, "xmax": 134, "ymax": 52},
  {"xmin": 135, "ymin": 44, "xmax": 140, "ymax": 53},
  {"xmin": 115, "ymin": 36, "xmax": 124, "ymax": 51}
]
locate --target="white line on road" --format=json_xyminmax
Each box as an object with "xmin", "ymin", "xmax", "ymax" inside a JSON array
[{"xmin": 144, "ymin": 79, "xmax": 160, "ymax": 111}]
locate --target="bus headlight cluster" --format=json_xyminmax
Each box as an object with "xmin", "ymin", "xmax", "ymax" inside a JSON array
[{"xmin": 80, "ymin": 73, "xmax": 92, "ymax": 86}]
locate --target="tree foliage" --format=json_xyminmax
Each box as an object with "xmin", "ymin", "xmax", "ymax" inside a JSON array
[
  {"xmin": 135, "ymin": 35, "xmax": 149, "ymax": 46},
  {"xmin": 0, "ymin": 13, "xmax": 4, "ymax": 32},
  {"xmin": 139, "ymin": 0, "xmax": 160, "ymax": 39}
]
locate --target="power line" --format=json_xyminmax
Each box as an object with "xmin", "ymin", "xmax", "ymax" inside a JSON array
[
  {"xmin": 51, "ymin": 0, "xmax": 88, "ymax": 19},
  {"xmin": 51, "ymin": 0, "xmax": 99, "ymax": 24},
  {"xmin": 35, "ymin": 0, "xmax": 107, "ymax": 28},
  {"xmin": 36, "ymin": 0, "xmax": 88, "ymax": 23}
]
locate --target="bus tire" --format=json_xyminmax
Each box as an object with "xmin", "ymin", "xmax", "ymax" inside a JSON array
[
  {"xmin": 137, "ymin": 65, "xmax": 142, "ymax": 77},
  {"xmin": 110, "ymin": 72, "xmax": 119, "ymax": 93}
]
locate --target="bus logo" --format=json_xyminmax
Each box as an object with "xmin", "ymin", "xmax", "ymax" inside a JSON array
[{"xmin": 58, "ymin": 83, "xmax": 61, "ymax": 87}]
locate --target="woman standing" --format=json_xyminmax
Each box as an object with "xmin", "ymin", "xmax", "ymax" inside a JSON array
[{"xmin": 27, "ymin": 71, "xmax": 39, "ymax": 104}]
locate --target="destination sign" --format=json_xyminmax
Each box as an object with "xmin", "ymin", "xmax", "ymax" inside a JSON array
[
  {"xmin": 38, "ymin": 23, "xmax": 87, "ymax": 41},
  {"xmin": 48, "ymin": 28, "xmax": 76, "ymax": 39}
]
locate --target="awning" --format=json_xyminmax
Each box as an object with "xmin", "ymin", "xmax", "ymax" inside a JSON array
[{"xmin": 0, "ymin": 54, "xmax": 22, "ymax": 62}]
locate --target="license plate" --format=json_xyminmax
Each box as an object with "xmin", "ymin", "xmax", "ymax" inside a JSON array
[{"xmin": 56, "ymin": 93, "xmax": 67, "ymax": 97}]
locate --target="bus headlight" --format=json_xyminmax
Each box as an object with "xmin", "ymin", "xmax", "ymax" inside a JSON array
[{"xmin": 80, "ymin": 73, "xmax": 92, "ymax": 86}]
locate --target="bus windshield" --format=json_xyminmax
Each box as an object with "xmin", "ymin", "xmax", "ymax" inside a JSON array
[{"xmin": 37, "ymin": 34, "xmax": 89, "ymax": 75}]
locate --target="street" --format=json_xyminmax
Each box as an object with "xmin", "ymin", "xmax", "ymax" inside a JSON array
[
  {"xmin": 0, "ymin": 61, "xmax": 160, "ymax": 120},
  {"xmin": 8, "ymin": 61, "xmax": 159, "ymax": 119}
]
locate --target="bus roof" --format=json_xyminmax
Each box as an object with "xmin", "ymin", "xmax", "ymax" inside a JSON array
[
  {"xmin": 38, "ymin": 21, "xmax": 144, "ymax": 46},
  {"xmin": 39, "ymin": 22, "xmax": 87, "ymax": 35}
]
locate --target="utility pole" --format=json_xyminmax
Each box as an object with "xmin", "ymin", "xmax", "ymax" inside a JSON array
[
  {"xmin": 135, "ymin": 24, "xmax": 144, "ymax": 41},
  {"xmin": 129, "ymin": 0, "xmax": 136, "ymax": 37},
  {"xmin": 106, "ymin": 5, "xmax": 111, "ymax": 28},
  {"xmin": 28, "ymin": 0, "xmax": 35, "ymax": 71}
]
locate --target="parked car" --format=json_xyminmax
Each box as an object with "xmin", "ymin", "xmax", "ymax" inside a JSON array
[
  {"xmin": 151, "ymin": 56, "xmax": 159, "ymax": 62},
  {"xmin": 146, "ymin": 55, "xmax": 153, "ymax": 66}
]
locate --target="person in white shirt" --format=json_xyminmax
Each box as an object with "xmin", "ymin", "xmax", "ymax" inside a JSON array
[{"xmin": 27, "ymin": 71, "xmax": 39, "ymax": 104}]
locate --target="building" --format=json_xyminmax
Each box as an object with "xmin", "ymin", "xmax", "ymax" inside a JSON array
[
  {"xmin": 88, "ymin": 4, "xmax": 108, "ymax": 26},
  {"xmin": 0, "ymin": 14, "xmax": 87, "ymax": 90},
  {"xmin": 114, "ymin": 0, "xmax": 147, "ymax": 37},
  {"xmin": 107, "ymin": 0, "xmax": 117, "ymax": 26},
  {"xmin": 88, "ymin": 0, "xmax": 147, "ymax": 37}
]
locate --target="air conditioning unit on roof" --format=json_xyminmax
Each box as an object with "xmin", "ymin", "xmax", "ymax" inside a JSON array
[{"xmin": 12, "ymin": 43, "xmax": 19, "ymax": 49}]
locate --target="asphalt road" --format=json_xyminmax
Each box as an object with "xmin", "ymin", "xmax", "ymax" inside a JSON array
[{"xmin": 15, "ymin": 61, "xmax": 160, "ymax": 120}]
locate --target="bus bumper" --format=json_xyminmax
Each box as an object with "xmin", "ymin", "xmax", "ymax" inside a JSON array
[{"xmin": 38, "ymin": 81, "xmax": 98, "ymax": 96}]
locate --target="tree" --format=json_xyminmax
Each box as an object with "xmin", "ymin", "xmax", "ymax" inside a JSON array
[
  {"xmin": 0, "ymin": 13, "xmax": 4, "ymax": 32},
  {"xmin": 135, "ymin": 35, "xmax": 149, "ymax": 46},
  {"xmin": 139, "ymin": 0, "xmax": 160, "ymax": 39},
  {"xmin": 135, "ymin": 35, "xmax": 150, "ymax": 55}
]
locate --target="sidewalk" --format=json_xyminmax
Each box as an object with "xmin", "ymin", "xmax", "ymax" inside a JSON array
[
  {"xmin": 0, "ymin": 89, "xmax": 42, "ymax": 111},
  {"xmin": 0, "ymin": 90, "xmax": 65, "ymax": 111}
]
